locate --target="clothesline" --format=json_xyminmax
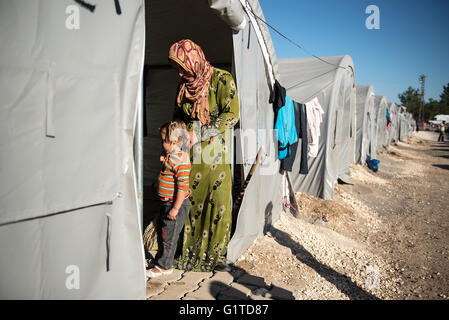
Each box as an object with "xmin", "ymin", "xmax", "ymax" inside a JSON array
[
  {"xmin": 244, "ymin": 0, "xmax": 348, "ymax": 71},
  {"xmin": 286, "ymin": 67, "xmax": 339, "ymax": 91}
]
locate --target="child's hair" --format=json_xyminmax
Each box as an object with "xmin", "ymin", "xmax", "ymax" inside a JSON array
[{"xmin": 159, "ymin": 120, "xmax": 189, "ymax": 151}]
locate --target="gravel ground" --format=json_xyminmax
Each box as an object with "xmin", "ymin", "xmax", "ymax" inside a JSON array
[{"xmin": 235, "ymin": 133, "xmax": 449, "ymax": 300}]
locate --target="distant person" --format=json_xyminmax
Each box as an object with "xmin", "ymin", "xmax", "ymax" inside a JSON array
[
  {"xmin": 416, "ymin": 122, "xmax": 419, "ymax": 132},
  {"xmin": 438, "ymin": 121, "xmax": 446, "ymax": 142}
]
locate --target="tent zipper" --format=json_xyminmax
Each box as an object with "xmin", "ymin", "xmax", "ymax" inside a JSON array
[{"xmin": 106, "ymin": 211, "xmax": 112, "ymax": 272}]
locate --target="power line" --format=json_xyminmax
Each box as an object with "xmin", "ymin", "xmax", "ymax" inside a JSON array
[
  {"xmin": 245, "ymin": 1, "xmax": 348, "ymax": 70},
  {"xmin": 419, "ymin": 74, "xmax": 426, "ymax": 123}
]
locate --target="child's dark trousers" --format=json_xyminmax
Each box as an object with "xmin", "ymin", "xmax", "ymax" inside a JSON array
[{"xmin": 156, "ymin": 197, "xmax": 190, "ymax": 269}]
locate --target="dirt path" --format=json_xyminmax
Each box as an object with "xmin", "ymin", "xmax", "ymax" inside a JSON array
[{"xmin": 235, "ymin": 133, "xmax": 449, "ymax": 300}]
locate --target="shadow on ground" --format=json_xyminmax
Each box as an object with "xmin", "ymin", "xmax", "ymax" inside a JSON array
[
  {"xmin": 266, "ymin": 225, "xmax": 379, "ymax": 300},
  {"xmin": 212, "ymin": 266, "xmax": 295, "ymax": 300},
  {"xmin": 432, "ymin": 164, "xmax": 449, "ymax": 171}
]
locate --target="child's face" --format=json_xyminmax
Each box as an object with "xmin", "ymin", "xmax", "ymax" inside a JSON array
[{"xmin": 160, "ymin": 129, "xmax": 175, "ymax": 153}]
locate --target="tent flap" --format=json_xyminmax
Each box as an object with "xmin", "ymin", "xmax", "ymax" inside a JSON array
[{"xmin": 0, "ymin": 0, "xmax": 146, "ymax": 299}]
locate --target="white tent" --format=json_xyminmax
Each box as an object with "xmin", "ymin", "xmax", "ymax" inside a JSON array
[
  {"xmin": 0, "ymin": 0, "xmax": 286, "ymax": 299},
  {"xmin": 355, "ymin": 85, "xmax": 376, "ymax": 164},
  {"xmin": 408, "ymin": 114, "xmax": 416, "ymax": 137},
  {"xmin": 387, "ymin": 102, "xmax": 400, "ymax": 145},
  {"xmin": 278, "ymin": 56, "xmax": 356, "ymax": 200},
  {"xmin": 398, "ymin": 106, "xmax": 412, "ymax": 142},
  {"xmin": 374, "ymin": 96, "xmax": 388, "ymax": 154},
  {"xmin": 398, "ymin": 106, "xmax": 406, "ymax": 141}
]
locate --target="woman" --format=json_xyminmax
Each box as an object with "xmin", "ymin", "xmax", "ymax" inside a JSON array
[{"xmin": 169, "ymin": 39, "xmax": 239, "ymax": 272}]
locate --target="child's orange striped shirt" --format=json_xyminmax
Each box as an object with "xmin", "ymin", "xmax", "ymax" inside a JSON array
[{"xmin": 158, "ymin": 151, "xmax": 191, "ymax": 202}]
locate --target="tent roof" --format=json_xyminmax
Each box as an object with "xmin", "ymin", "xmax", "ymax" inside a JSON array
[
  {"xmin": 375, "ymin": 96, "xmax": 388, "ymax": 107},
  {"xmin": 356, "ymin": 85, "xmax": 374, "ymax": 105},
  {"xmin": 278, "ymin": 55, "xmax": 354, "ymax": 103}
]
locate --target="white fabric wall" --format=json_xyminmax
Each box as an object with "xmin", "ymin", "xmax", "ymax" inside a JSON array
[
  {"xmin": 355, "ymin": 86, "xmax": 375, "ymax": 164},
  {"xmin": 0, "ymin": 0, "xmax": 146, "ymax": 299},
  {"xmin": 227, "ymin": 7, "xmax": 283, "ymax": 262},
  {"xmin": 374, "ymin": 96, "xmax": 388, "ymax": 154}
]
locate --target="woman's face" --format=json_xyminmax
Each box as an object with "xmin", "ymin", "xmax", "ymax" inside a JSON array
[{"xmin": 170, "ymin": 60, "xmax": 194, "ymax": 82}]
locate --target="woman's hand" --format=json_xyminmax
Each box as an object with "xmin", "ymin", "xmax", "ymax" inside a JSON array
[
  {"xmin": 189, "ymin": 130, "xmax": 198, "ymax": 148},
  {"xmin": 168, "ymin": 207, "xmax": 179, "ymax": 220}
]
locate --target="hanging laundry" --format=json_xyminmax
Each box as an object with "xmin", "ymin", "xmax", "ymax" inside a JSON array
[
  {"xmin": 280, "ymin": 131, "xmax": 298, "ymax": 173},
  {"xmin": 386, "ymin": 108, "xmax": 392, "ymax": 131},
  {"xmin": 296, "ymin": 102, "xmax": 309, "ymax": 174},
  {"xmin": 304, "ymin": 97, "xmax": 324, "ymax": 158},
  {"xmin": 269, "ymin": 79, "xmax": 286, "ymax": 113},
  {"xmin": 275, "ymin": 95, "xmax": 298, "ymax": 160},
  {"xmin": 280, "ymin": 101, "xmax": 308, "ymax": 174}
]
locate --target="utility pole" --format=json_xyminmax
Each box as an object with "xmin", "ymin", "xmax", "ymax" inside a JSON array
[{"xmin": 419, "ymin": 75, "xmax": 426, "ymax": 123}]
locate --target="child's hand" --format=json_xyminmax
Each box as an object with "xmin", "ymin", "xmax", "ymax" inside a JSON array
[
  {"xmin": 160, "ymin": 151, "xmax": 167, "ymax": 163},
  {"xmin": 168, "ymin": 207, "xmax": 179, "ymax": 220}
]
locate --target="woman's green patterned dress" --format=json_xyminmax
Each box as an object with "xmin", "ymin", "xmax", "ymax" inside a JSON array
[{"xmin": 174, "ymin": 68, "xmax": 239, "ymax": 272}]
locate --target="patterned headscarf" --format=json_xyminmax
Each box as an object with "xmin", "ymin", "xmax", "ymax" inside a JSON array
[{"xmin": 169, "ymin": 39, "xmax": 214, "ymax": 124}]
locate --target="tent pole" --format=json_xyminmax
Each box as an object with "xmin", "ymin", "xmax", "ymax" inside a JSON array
[{"xmin": 136, "ymin": 79, "xmax": 144, "ymax": 231}]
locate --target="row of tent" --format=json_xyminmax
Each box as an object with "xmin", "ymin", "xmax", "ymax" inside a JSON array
[
  {"xmin": 279, "ymin": 60, "xmax": 416, "ymax": 202},
  {"xmin": 0, "ymin": 0, "xmax": 416, "ymax": 299},
  {"xmin": 355, "ymin": 87, "xmax": 416, "ymax": 165}
]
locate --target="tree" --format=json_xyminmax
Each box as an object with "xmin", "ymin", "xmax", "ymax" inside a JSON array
[
  {"xmin": 398, "ymin": 86, "xmax": 422, "ymax": 120},
  {"xmin": 398, "ymin": 83, "xmax": 449, "ymax": 121},
  {"xmin": 424, "ymin": 98, "xmax": 441, "ymax": 121},
  {"xmin": 439, "ymin": 83, "xmax": 449, "ymax": 114},
  {"xmin": 424, "ymin": 83, "xmax": 449, "ymax": 121}
]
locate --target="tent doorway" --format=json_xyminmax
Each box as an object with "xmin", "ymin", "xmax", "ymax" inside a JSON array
[{"xmin": 139, "ymin": 0, "xmax": 243, "ymax": 262}]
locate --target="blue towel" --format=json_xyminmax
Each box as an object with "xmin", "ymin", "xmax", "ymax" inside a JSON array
[{"xmin": 275, "ymin": 95, "xmax": 298, "ymax": 160}]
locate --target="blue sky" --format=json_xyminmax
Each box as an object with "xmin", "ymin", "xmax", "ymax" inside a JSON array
[{"xmin": 258, "ymin": 0, "xmax": 449, "ymax": 104}]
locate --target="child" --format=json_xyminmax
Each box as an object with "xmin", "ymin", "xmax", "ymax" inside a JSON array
[{"xmin": 146, "ymin": 121, "xmax": 191, "ymax": 278}]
